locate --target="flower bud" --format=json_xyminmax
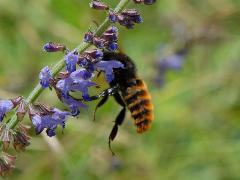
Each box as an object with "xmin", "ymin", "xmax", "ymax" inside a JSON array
[
  {"xmin": 0, "ymin": 152, "xmax": 16, "ymax": 177},
  {"xmin": 144, "ymin": 0, "xmax": 156, "ymax": 5},
  {"xmin": 84, "ymin": 31, "xmax": 94, "ymax": 42},
  {"xmin": 90, "ymin": 0, "xmax": 109, "ymax": 10},
  {"xmin": 105, "ymin": 26, "xmax": 118, "ymax": 34},
  {"xmin": 107, "ymin": 42, "xmax": 118, "ymax": 51},
  {"xmin": 85, "ymin": 49, "xmax": 103, "ymax": 59},
  {"xmin": 43, "ymin": 42, "xmax": 66, "ymax": 52},
  {"xmin": 133, "ymin": 0, "xmax": 144, "ymax": 4},
  {"xmin": 16, "ymin": 101, "xmax": 27, "ymax": 122},
  {"xmin": 108, "ymin": 11, "xmax": 118, "ymax": 23},
  {"xmin": 93, "ymin": 37, "xmax": 105, "ymax": 48},
  {"xmin": 13, "ymin": 131, "xmax": 30, "ymax": 152}
]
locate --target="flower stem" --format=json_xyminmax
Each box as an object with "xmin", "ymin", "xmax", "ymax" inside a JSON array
[{"xmin": 6, "ymin": 0, "xmax": 130, "ymax": 129}]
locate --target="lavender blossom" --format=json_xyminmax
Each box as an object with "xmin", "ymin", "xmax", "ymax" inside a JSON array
[
  {"xmin": 0, "ymin": 100, "xmax": 14, "ymax": 122},
  {"xmin": 96, "ymin": 60, "xmax": 124, "ymax": 82},
  {"xmin": 64, "ymin": 51, "xmax": 78, "ymax": 73},
  {"xmin": 157, "ymin": 49, "xmax": 187, "ymax": 72},
  {"xmin": 90, "ymin": 0, "xmax": 109, "ymax": 10},
  {"xmin": 84, "ymin": 31, "xmax": 94, "ymax": 42},
  {"xmin": 93, "ymin": 37, "xmax": 105, "ymax": 49},
  {"xmin": 31, "ymin": 108, "xmax": 70, "ymax": 137},
  {"xmin": 105, "ymin": 26, "xmax": 118, "ymax": 34},
  {"xmin": 85, "ymin": 49, "xmax": 103, "ymax": 59},
  {"xmin": 60, "ymin": 95, "xmax": 87, "ymax": 116},
  {"xmin": 109, "ymin": 11, "xmax": 118, "ymax": 23},
  {"xmin": 43, "ymin": 42, "xmax": 66, "ymax": 52},
  {"xmin": 39, "ymin": 66, "xmax": 52, "ymax": 88},
  {"xmin": 107, "ymin": 42, "xmax": 118, "ymax": 51},
  {"xmin": 56, "ymin": 70, "xmax": 96, "ymax": 100},
  {"xmin": 154, "ymin": 49, "xmax": 188, "ymax": 86},
  {"xmin": 143, "ymin": 0, "xmax": 156, "ymax": 5}
]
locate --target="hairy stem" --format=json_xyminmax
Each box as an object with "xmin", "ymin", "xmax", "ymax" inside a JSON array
[{"xmin": 6, "ymin": 0, "xmax": 130, "ymax": 129}]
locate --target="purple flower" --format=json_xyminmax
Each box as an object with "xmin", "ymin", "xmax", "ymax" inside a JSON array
[
  {"xmin": 105, "ymin": 26, "xmax": 118, "ymax": 34},
  {"xmin": 144, "ymin": 0, "xmax": 156, "ymax": 5},
  {"xmin": 109, "ymin": 11, "xmax": 118, "ymax": 23},
  {"xmin": 84, "ymin": 31, "xmax": 94, "ymax": 42},
  {"xmin": 39, "ymin": 66, "xmax": 52, "ymax": 88},
  {"xmin": 61, "ymin": 95, "xmax": 87, "ymax": 116},
  {"xmin": 93, "ymin": 37, "xmax": 105, "ymax": 49},
  {"xmin": 89, "ymin": 0, "xmax": 109, "ymax": 10},
  {"xmin": 133, "ymin": 15, "xmax": 143, "ymax": 23},
  {"xmin": 107, "ymin": 42, "xmax": 118, "ymax": 51},
  {"xmin": 31, "ymin": 108, "xmax": 70, "ymax": 137},
  {"xmin": 85, "ymin": 49, "xmax": 103, "ymax": 59},
  {"xmin": 118, "ymin": 9, "xmax": 143, "ymax": 29},
  {"xmin": 0, "ymin": 100, "xmax": 14, "ymax": 122},
  {"xmin": 102, "ymin": 33, "xmax": 118, "ymax": 42},
  {"xmin": 96, "ymin": 60, "xmax": 124, "ymax": 82},
  {"xmin": 43, "ymin": 42, "xmax": 66, "ymax": 52},
  {"xmin": 64, "ymin": 52, "xmax": 78, "ymax": 73},
  {"xmin": 157, "ymin": 50, "xmax": 187, "ymax": 71},
  {"xmin": 56, "ymin": 70, "xmax": 96, "ymax": 101},
  {"xmin": 71, "ymin": 69, "xmax": 92, "ymax": 80}
]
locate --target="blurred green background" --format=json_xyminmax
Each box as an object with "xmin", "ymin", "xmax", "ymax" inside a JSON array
[{"xmin": 0, "ymin": 0, "xmax": 240, "ymax": 179}]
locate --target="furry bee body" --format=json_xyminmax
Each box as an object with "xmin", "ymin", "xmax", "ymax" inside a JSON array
[{"xmin": 103, "ymin": 52, "xmax": 154, "ymax": 133}]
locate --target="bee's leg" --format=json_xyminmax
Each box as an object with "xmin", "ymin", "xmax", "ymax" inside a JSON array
[
  {"xmin": 87, "ymin": 85, "xmax": 119, "ymax": 101},
  {"xmin": 108, "ymin": 93, "xmax": 126, "ymax": 155},
  {"xmin": 92, "ymin": 95, "xmax": 109, "ymax": 121},
  {"xmin": 89, "ymin": 85, "xmax": 119, "ymax": 121}
]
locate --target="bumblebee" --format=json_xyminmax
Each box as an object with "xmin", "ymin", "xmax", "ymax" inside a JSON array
[{"xmin": 89, "ymin": 52, "xmax": 154, "ymax": 154}]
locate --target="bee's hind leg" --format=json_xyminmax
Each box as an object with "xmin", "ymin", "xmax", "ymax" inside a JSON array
[{"xmin": 108, "ymin": 92, "xmax": 126, "ymax": 155}]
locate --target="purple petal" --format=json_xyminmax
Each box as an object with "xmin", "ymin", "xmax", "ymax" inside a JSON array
[
  {"xmin": 70, "ymin": 70, "xmax": 93, "ymax": 80},
  {"xmin": 96, "ymin": 60, "xmax": 124, "ymax": 82},
  {"xmin": 61, "ymin": 95, "xmax": 87, "ymax": 109},
  {"xmin": 0, "ymin": 100, "xmax": 14, "ymax": 121},
  {"xmin": 39, "ymin": 66, "xmax": 52, "ymax": 88},
  {"xmin": 64, "ymin": 52, "xmax": 78, "ymax": 73},
  {"xmin": 43, "ymin": 42, "xmax": 65, "ymax": 52}
]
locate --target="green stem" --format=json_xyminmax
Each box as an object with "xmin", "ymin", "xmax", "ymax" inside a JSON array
[{"xmin": 6, "ymin": 0, "xmax": 130, "ymax": 129}]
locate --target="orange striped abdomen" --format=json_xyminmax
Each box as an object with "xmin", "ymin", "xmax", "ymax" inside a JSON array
[{"xmin": 122, "ymin": 79, "xmax": 154, "ymax": 133}]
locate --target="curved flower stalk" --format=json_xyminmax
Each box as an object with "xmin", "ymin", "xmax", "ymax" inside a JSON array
[{"xmin": 0, "ymin": 0, "xmax": 156, "ymax": 176}]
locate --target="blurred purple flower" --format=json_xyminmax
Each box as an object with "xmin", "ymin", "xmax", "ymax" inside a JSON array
[
  {"xmin": 96, "ymin": 60, "xmax": 124, "ymax": 82},
  {"xmin": 0, "ymin": 100, "xmax": 14, "ymax": 122},
  {"xmin": 39, "ymin": 66, "xmax": 52, "ymax": 88},
  {"xmin": 154, "ymin": 49, "xmax": 188, "ymax": 87},
  {"xmin": 157, "ymin": 49, "xmax": 187, "ymax": 72}
]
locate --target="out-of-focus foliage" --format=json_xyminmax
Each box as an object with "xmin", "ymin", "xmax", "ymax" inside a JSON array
[{"xmin": 0, "ymin": 0, "xmax": 240, "ymax": 179}]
